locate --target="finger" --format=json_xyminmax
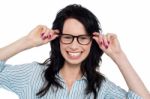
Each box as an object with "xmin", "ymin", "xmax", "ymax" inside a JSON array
[
  {"xmin": 102, "ymin": 35, "xmax": 109, "ymax": 49},
  {"xmin": 93, "ymin": 34, "xmax": 104, "ymax": 50},
  {"xmin": 99, "ymin": 34, "xmax": 103, "ymax": 45},
  {"xmin": 93, "ymin": 32, "xmax": 99, "ymax": 36},
  {"xmin": 36, "ymin": 25, "xmax": 45, "ymax": 31},
  {"xmin": 92, "ymin": 32, "xmax": 108, "ymax": 51},
  {"xmin": 92, "ymin": 32, "xmax": 100, "ymax": 43},
  {"xmin": 31, "ymin": 25, "xmax": 45, "ymax": 37},
  {"xmin": 107, "ymin": 33, "xmax": 118, "ymax": 44},
  {"xmin": 44, "ymin": 29, "xmax": 59, "ymax": 41},
  {"xmin": 50, "ymin": 34, "xmax": 59, "ymax": 41},
  {"xmin": 106, "ymin": 33, "xmax": 111, "ymax": 45},
  {"xmin": 43, "ymin": 33, "xmax": 59, "ymax": 43},
  {"xmin": 40, "ymin": 25, "xmax": 47, "ymax": 34},
  {"xmin": 41, "ymin": 28, "xmax": 50, "ymax": 40},
  {"xmin": 110, "ymin": 33, "xmax": 117, "ymax": 40},
  {"xmin": 40, "ymin": 26, "xmax": 47, "ymax": 38},
  {"xmin": 45, "ymin": 27, "xmax": 50, "ymax": 35},
  {"xmin": 93, "ymin": 32, "xmax": 103, "ymax": 43},
  {"xmin": 54, "ymin": 29, "xmax": 60, "ymax": 34}
]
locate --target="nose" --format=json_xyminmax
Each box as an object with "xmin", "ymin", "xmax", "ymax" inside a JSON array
[{"xmin": 69, "ymin": 38, "xmax": 79, "ymax": 50}]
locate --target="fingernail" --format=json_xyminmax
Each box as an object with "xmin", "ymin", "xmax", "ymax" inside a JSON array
[
  {"xmin": 48, "ymin": 34, "xmax": 51, "ymax": 39},
  {"xmin": 100, "ymin": 41, "xmax": 103, "ymax": 45},
  {"xmin": 43, "ymin": 36, "xmax": 47, "ymax": 40},
  {"xmin": 105, "ymin": 45, "xmax": 108, "ymax": 49},
  {"xmin": 41, "ymin": 33, "xmax": 45, "ymax": 37}
]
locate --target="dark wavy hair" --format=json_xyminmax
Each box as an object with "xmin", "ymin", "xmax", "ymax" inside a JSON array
[{"xmin": 37, "ymin": 4, "xmax": 105, "ymax": 99}]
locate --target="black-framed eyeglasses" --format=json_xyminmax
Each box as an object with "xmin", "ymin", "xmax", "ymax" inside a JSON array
[{"xmin": 59, "ymin": 34, "xmax": 93, "ymax": 45}]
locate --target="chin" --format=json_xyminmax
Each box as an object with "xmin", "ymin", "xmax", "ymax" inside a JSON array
[{"xmin": 65, "ymin": 60, "xmax": 83, "ymax": 66}]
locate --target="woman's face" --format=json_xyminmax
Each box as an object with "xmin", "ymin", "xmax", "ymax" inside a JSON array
[{"xmin": 60, "ymin": 18, "xmax": 92, "ymax": 66}]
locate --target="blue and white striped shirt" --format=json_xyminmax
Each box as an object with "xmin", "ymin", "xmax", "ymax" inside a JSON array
[{"xmin": 0, "ymin": 60, "xmax": 142, "ymax": 99}]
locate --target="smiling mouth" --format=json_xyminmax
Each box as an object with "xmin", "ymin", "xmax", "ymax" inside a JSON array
[{"xmin": 67, "ymin": 51, "xmax": 82, "ymax": 59}]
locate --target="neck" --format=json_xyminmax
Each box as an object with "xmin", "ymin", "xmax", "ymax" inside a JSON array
[{"xmin": 60, "ymin": 62, "xmax": 82, "ymax": 82}]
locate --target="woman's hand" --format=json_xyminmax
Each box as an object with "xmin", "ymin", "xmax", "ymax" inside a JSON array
[
  {"xmin": 93, "ymin": 32, "xmax": 123, "ymax": 58},
  {"xmin": 26, "ymin": 25, "xmax": 59, "ymax": 47},
  {"xmin": 0, "ymin": 25, "xmax": 60, "ymax": 61},
  {"xmin": 93, "ymin": 32, "xmax": 150, "ymax": 98}
]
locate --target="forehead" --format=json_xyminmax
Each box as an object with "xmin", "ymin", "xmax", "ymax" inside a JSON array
[{"xmin": 62, "ymin": 18, "xmax": 87, "ymax": 35}]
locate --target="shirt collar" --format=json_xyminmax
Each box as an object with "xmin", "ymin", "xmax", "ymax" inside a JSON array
[{"xmin": 56, "ymin": 71, "xmax": 87, "ymax": 82}]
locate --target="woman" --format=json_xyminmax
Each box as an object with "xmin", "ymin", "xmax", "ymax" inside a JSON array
[{"xmin": 0, "ymin": 4, "xmax": 149, "ymax": 99}]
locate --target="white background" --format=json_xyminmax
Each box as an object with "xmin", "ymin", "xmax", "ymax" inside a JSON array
[{"xmin": 0, "ymin": 0, "xmax": 150, "ymax": 98}]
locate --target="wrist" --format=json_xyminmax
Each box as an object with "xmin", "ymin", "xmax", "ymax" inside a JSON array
[
  {"xmin": 110, "ymin": 51, "xmax": 127, "ymax": 62},
  {"xmin": 21, "ymin": 36, "xmax": 35, "ymax": 50}
]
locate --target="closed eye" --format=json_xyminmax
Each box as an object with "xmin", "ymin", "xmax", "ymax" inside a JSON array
[
  {"xmin": 63, "ymin": 36, "xmax": 72, "ymax": 39},
  {"xmin": 79, "ymin": 36, "xmax": 90, "ymax": 39}
]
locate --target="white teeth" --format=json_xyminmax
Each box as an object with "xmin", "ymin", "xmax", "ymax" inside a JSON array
[{"xmin": 68, "ymin": 52, "xmax": 81, "ymax": 57}]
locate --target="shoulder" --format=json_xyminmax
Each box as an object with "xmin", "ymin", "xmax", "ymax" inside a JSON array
[
  {"xmin": 1, "ymin": 61, "xmax": 46, "ymax": 83},
  {"xmin": 3, "ymin": 61, "xmax": 45, "ymax": 73},
  {"xmin": 0, "ymin": 61, "xmax": 46, "ymax": 92},
  {"xmin": 100, "ymin": 78, "xmax": 126, "ymax": 92},
  {"xmin": 98, "ymin": 78, "xmax": 127, "ymax": 98}
]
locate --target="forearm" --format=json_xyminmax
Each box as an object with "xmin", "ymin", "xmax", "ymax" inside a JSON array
[
  {"xmin": 0, "ymin": 25, "xmax": 56, "ymax": 61},
  {"xmin": 0, "ymin": 36, "xmax": 34, "ymax": 61},
  {"xmin": 112, "ymin": 52, "xmax": 150, "ymax": 99}
]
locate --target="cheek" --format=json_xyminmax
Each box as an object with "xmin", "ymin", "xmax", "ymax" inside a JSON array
[
  {"xmin": 60, "ymin": 43, "xmax": 64, "ymax": 53},
  {"xmin": 60, "ymin": 43, "xmax": 67, "ymax": 57},
  {"xmin": 84, "ymin": 43, "xmax": 92, "ymax": 55}
]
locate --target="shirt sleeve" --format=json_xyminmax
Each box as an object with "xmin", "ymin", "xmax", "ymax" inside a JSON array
[
  {"xmin": 100, "ymin": 79, "xmax": 142, "ymax": 99},
  {"xmin": 0, "ymin": 60, "xmax": 5, "ymax": 72},
  {"xmin": 0, "ymin": 60, "xmax": 37, "ymax": 93}
]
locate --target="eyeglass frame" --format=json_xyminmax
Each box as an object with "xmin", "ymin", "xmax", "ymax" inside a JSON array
[{"xmin": 58, "ymin": 33, "xmax": 93, "ymax": 45}]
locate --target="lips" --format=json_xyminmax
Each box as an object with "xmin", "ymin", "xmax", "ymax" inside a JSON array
[{"xmin": 67, "ymin": 51, "xmax": 82, "ymax": 59}]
